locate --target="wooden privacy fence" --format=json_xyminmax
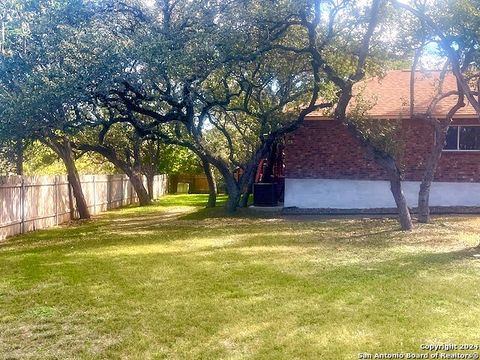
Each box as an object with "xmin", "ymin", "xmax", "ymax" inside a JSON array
[
  {"xmin": 169, "ymin": 174, "xmax": 210, "ymax": 194},
  {"xmin": 0, "ymin": 174, "xmax": 168, "ymax": 240}
]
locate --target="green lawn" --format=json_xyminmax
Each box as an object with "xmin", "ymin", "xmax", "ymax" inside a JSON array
[{"xmin": 1, "ymin": 195, "xmax": 480, "ymax": 359}]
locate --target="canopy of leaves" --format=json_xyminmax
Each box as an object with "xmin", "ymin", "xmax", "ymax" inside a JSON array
[{"xmin": 0, "ymin": 0, "xmax": 445, "ymax": 178}]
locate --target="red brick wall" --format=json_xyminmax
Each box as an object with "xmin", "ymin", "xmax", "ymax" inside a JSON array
[
  {"xmin": 401, "ymin": 119, "xmax": 433, "ymax": 180},
  {"xmin": 285, "ymin": 119, "xmax": 480, "ymax": 182}
]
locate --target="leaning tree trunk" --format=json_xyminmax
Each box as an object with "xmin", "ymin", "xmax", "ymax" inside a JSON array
[
  {"xmin": 201, "ymin": 158, "xmax": 217, "ymax": 208},
  {"xmin": 77, "ymin": 144, "xmax": 152, "ymax": 206},
  {"xmin": 66, "ymin": 165, "xmax": 91, "ymax": 220},
  {"xmin": 126, "ymin": 169, "xmax": 152, "ymax": 206},
  {"xmin": 196, "ymin": 153, "xmax": 241, "ymax": 213},
  {"xmin": 375, "ymin": 152, "xmax": 413, "ymax": 231},
  {"xmin": 342, "ymin": 122, "xmax": 413, "ymax": 231},
  {"xmin": 417, "ymin": 124, "xmax": 448, "ymax": 223},
  {"xmin": 385, "ymin": 160, "xmax": 413, "ymax": 231},
  {"xmin": 54, "ymin": 139, "xmax": 91, "ymax": 220}
]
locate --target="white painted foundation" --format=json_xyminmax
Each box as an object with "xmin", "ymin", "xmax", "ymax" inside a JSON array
[{"xmin": 284, "ymin": 178, "xmax": 480, "ymax": 209}]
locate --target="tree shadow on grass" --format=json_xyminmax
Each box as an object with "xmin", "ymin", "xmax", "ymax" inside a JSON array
[
  {"xmin": 3, "ymin": 192, "xmax": 480, "ymax": 261},
  {"xmin": 3, "ymin": 195, "xmax": 480, "ymax": 359}
]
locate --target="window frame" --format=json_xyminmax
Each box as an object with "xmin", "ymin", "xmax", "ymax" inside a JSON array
[{"xmin": 443, "ymin": 125, "xmax": 480, "ymax": 152}]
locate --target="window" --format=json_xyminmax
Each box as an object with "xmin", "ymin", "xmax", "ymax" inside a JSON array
[
  {"xmin": 460, "ymin": 127, "xmax": 480, "ymax": 150},
  {"xmin": 445, "ymin": 127, "xmax": 458, "ymax": 150},
  {"xmin": 444, "ymin": 126, "xmax": 480, "ymax": 151}
]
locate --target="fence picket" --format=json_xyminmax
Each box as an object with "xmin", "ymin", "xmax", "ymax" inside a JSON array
[{"xmin": 0, "ymin": 174, "xmax": 168, "ymax": 240}]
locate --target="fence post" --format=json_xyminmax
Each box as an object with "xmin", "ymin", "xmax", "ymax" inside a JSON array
[
  {"xmin": 54, "ymin": 176, "xmax": 59, "ymax": 226},
  {"xmin": 107, "ymin": 175, "xmax": 111, "ymax": 210},
  {"xmin": 130, "ymin": 176, "xmax": 133, "ymax": 204},
  {"xmin": 20, "ymin": 176, "xmax": 25, "ymax": 234},
  {"xmin": 121, "ymin": 176, "xmax": 124, "ymax": 206},
  {"xmin": 92, "ymin": 175, "xmax": 96, "ymax": 214},
  {"xmin": 154, "ymin": 175, "xmax": 157, "ymax": 199},
  {"xmin": 67, "ymin": 178, "xmax": 75, "ymax": 220}
]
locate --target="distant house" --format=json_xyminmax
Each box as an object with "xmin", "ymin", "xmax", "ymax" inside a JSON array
[{"xmin": 284, "ymin": 70, "xmax": 480, "ymax": 210}]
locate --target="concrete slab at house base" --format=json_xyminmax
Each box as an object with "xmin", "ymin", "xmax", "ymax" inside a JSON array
[
  {"xmin": 249, "ymin": 205, "xmax": 284, "ymax": 214},
  {"xmin": 285, "ymin": 178, "xmax": 480, "ymax": 209},
  {"xmin": 282, "ymin": 206, "xmax": 480, "ymax": 216}
]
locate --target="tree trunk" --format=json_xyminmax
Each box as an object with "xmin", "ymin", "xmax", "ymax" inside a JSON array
[
  {"xmin": 196, "ymin": 152, "xmax": 240, "ymax": 213},
  {"xmin": 224, "ymin": 177, "xmax": 241, "ymax": 214},
  {"xmin": 67, "ymin": 169, "xmax": 91, "ymax": 220},
  {"xmin": 145, "ymin": 171, "xmax": 155, "ymax": 200},
  {"xmin": 201, "ymin": 158, "xmax": 217, "ymax": 208},
  {"xmin": 386, "ymin": 162, "xmax": 413, "ymax": 231},
  {"xmin": 77, "ymin": 143, "xmax": 152, "ymax": 206},
  {"xmin": 239, "ymin": 189, "xmax": 251, "ymax": 208},
  {"xmin": 57, "ymin": 140, "xmax": 90, "ymax": 220},
  {"xmin": 239, "ymin": 166, "xmax": 256, "ymax": 208},
  {"xmin": 226, "ymin": 187, "xmax": 241, "ymax": 213},
  {"xmin": 341, "ymin": 122, "xmax": 413, "ymax": 231},
  {"xmin": 194, "ymin": 147, "xmax": 267, "ymax": 213},
  {"xmin": 417, "ymin": 124, "xmax": 448, "ymax": 223},
  {"xmin": 417, "ymin": 181, "xmax": 431, "ymax": 223},
  {"xmin": 127, "ymin": 170, "xmax": 152, "ymax": 206}
]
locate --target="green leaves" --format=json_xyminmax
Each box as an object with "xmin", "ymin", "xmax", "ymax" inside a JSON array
[{"xmin": 0, "ymin": 0, "xmax": 412, "ymax": 183}]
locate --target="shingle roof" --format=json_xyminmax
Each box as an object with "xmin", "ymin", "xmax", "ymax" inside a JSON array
[{"xmin": 308, "ymin": 70, "xmax": 479, "ymax": 119}]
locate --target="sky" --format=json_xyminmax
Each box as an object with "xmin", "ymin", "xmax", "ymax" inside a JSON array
[{"xmin": 421, "ymin": 42, "xmax": 446, "ymax": 70}]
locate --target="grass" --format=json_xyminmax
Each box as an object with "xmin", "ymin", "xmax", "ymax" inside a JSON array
[{"xmin": 1, "ymin": 194, "xmax": 480, "ymax": 359}]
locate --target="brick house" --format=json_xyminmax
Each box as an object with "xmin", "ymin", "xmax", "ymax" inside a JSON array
[{"xmin": 284, "ymin": 70, "xmax": 480, "ymax": 210}]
